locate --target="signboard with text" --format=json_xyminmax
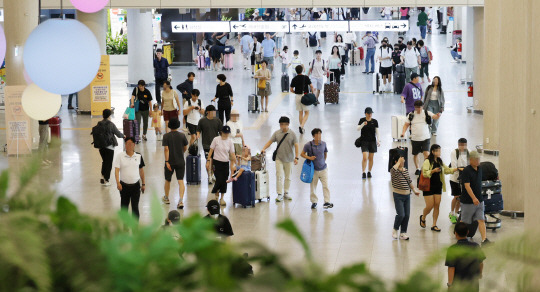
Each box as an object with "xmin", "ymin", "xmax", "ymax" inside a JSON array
[
  {"xmin": 289, "ymin": 21, "xmax": 349, "ymax": 32},
  {"xmin": 4, "ymin": 86, "xmax": 32, "ymax": 156},
  {"xmin": 349, "ymin": 20, "xmax": 408, "ymax": 32},
  {"xmin": 171, "ymin": 21, "xmax": 229, "ymax": 33},
  {"xmin": 90, "ymin": 55, "xmax": 111, "ymax": 116},
  {"xmin": 230, "ymin": 21, "xmax": 289, "ymax": 33}
]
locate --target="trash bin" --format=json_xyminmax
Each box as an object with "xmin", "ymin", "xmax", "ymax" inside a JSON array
[{"xmin": 48, "ymin": 116, "xmax": 62, "ymax": 139}]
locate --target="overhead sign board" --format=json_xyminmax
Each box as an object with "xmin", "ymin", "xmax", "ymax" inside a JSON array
[
  {"xmin": 171, "ymin": 21, "xmax": 229, "ymax": 33},
  {"xmin": 230, "ymin": 21, "xmax": 289, "ymax": 33},
  {"xmin": 349, "ymin": 20, "xmax": 408, "ymax": 32},
  {"xmin": 289, "ymin": 21, "xmax": 349, "ymax": 32}
]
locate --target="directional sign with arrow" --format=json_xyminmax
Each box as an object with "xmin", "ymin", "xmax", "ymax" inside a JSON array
[
  {"xmin": 349, "ymin": 20, "xmax": 409, "ymax": 32},
  {"xmin": 171, "ymin": 21, "xmax": 229, "ymax": 33},
  {"xmin": 230, "ymin": 21, "xmax": 289, "ymax": 32}
]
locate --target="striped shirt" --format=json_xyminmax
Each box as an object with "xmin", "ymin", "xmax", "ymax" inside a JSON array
[{"xmin": 390, "ymin": 167, "xmax": 412, "ymax": 195}]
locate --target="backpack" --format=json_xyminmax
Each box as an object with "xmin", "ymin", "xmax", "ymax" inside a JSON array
[
  {"xmin": 189, "ymin": 140, "xmax": 199, "ymax": 156},
  {"xmin": 408, "ymin": 110, "xmax": 432, "ymax": 125},
  {"xmin": 449, "ymin": 149, "xmax": 469, "ymax": 168},
  {"xmin": 310, "ymin": 59, "xmax": 325, "ymax": 73},
  {"xmin": 308, "ymin": 32, "xmax": 318, "ymax": 47},
  {"xmin": 91, "ymin": 121, "xmax": 110, "ymax": 149},
  {"xmin": 188, "ymin": 98, "xmax": 202, "ymax": 108}
]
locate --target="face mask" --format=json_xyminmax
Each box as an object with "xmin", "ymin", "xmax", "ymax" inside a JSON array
[
  {"xmin": 398, "ymin": 40, "xmax": 402, "ymax": 44},
  {"xmin": 382, "ymin": 44, "xmax": 387, "ymax": 48},
  {"xmin": 217, "ymin": 79, "xmax": 220, "ymax": 83}
]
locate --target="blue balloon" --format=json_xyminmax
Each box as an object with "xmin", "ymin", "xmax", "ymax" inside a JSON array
[{"xmin": 23, "ymin": 19, "xmax": 101, "ymax": 95}]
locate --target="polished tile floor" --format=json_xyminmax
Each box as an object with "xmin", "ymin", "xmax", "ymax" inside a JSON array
[{"xmin": 0, "ymin": 9, "xmax": 522, "ymax": 286}]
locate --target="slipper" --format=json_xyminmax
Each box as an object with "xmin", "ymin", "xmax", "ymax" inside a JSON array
[
  {"xmin": 431, "ymin": 226, "xmax": 441, "ymax": 232},
  {"xmin": 419, "ymin": 215, "xmax": 426, "ymax": 228}
]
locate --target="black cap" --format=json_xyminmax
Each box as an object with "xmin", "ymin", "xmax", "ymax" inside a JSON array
[
  {"xmin": 365, "ymin": 107, "xmax": 374, "ymax": 114},
  {"xmin": 410, "ymin": 72, "xmax": 419, "ymax": 80},
  {"xmin": 222, "ymin": 125, "xmax": 231, "ymax": 134},
  {"xmin": 168, "ymin": 210, "xmax": 180, "ymax": 224},
  {"xmin": 206, "ymin": 200, "xmax": 220, "ymax": 215},
  {"xmin": 278, "ymin": 116, "xmax": 290, "ymax": 124},
  {"xmin": 168, "ymin": 118, "xmax": 180, "ymax": 130},
  {"xmin": 206, "ymin": 105, "xmax": 216, "ymax": 112},
  {"xmin": 156, "ymin": 48, "xmax": 163, "ymax": 53}
]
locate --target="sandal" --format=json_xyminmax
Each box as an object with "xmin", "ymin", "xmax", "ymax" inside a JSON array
[
  {"xmin": 177, "ymin": 202, "xmax": 184, "ymax": 210},
  {"xmin": 431, "ymin": 226, "xmax": 441, "ymax": 232},
  {"xmin": 419, "ymin": 215, "xmax": 426, "ymax": 228}
]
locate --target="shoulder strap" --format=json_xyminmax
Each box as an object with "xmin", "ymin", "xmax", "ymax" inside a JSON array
[
  {"xmin": 409, "ymin": 82, "xmax": 420, "ymax": 90},
  {"xmin": 408, "ymin": 112, "xmax": 414, "ymax": 122},
  {"xmin": 311, "ymin": 59, "xmax": 315, "ymax": 70},
  {"xmin": 455, "ymin": 149, "xmax": 460, "ymax": 160},
  {"xmin": 275, "ymin": 133, "xmax": 289, "ymax": 153}
]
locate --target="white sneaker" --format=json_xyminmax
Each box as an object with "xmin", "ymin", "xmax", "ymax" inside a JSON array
[
  {"xmin": 451, "ymin": 59, "xmax": 458, "ymax": 63},
  {"xmin": 103, "ymin": 180, "xmax": 111, "ymax": 187},
  {"xmin": 392, "ymin": 229, "xmax": 398, "ymax": 239},
  {"xmin": 400, "ymin": 233, "xmax": 410, "ymax": 240},
  {"xmin": 275, "ymin": 195, "xmax": 284, "ymax": 202}
]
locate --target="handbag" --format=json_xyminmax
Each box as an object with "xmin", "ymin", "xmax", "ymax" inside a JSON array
[
  {"xmin": 272, "ymin": 133, "xmax": 289, "ymax": 161},
  {"xmin": 300, "ymin": 142, "xmax": 315, "ymax": 183},
  {"xmin": 418, "ymin": 171, "xmax": 431, "ymax": 192},
  {"xmin": 257, "ymin": 75, "xmax": 267, "ymax": 89},
  {"xmin": 354, "ymin": 137, "xmax": 363, "ymax": 148},
  {"xmin": 123, "ymin": 107, "xmax": 135, "ymax": 120}
]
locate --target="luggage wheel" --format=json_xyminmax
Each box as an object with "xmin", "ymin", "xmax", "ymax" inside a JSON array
[
  {"xmin": 258, "ymin": 199, "xmax": 262, "ymax": 203},
  {"xmin": 267, "ymin": 197, "xmax": 270, "ymax": 202},
  {"xmin": 243, "ymin": 205, "xmax": 247, "ymax": 208}
]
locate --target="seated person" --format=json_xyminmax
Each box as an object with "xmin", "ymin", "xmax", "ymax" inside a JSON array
[{"xmin": 227, "ymin": 145, "xmax": 251, "ymax": 183}]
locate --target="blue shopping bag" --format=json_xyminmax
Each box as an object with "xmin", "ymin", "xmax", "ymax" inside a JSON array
[
  {"xmin": 123, "ymin": 107, "xmax": 135, "ymax": 120},
  {"xmin": 300, "ymin": 159, "xmax": 314, "ymax": 183}
]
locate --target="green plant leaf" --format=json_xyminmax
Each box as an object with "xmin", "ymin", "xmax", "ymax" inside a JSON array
[
  {"xmin": 0, "ymin": 170, "xmax": 8, "ymax": 202},
  {"xmin": 276, "ymin": 219, "xmax": 311, "ymax": 259}
]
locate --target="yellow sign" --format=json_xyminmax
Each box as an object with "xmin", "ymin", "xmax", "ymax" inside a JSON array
[
  {"xmin": 5, "ymin": 86, "xmax": 32, "ymax": 156},
  {"xmin": 91, "ymin": 55, "xmax": 111, "ymax": 116}
]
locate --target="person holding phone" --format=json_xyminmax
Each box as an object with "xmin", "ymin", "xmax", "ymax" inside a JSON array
[
  {"xmin": 419, "ymin": 144, "xmax": 458, "ymax": 232},
  {"xmin": 114, "ymin": 137, "xmax": 146, "ymax": 222},
  {"xmin": 183, "ymin": 89, "xmax": 205, "ymax": 145},
  {"xmin": 390, "ymin": 156, "xmax": 420, "ymax": 240}
]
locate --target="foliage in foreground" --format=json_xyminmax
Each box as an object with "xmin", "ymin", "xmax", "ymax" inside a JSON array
[{"xmin": 0, "ymin": 158, "xmax": 538, "ymax": 291}]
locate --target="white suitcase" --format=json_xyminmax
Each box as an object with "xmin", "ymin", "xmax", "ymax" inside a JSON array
[
  {"xmin": 255, "ymin": 170, "xmax": 270, "ymax": 202},
  {"xmin": 391, "ymin": 115, "xmax": 408, "ymax": 141}
]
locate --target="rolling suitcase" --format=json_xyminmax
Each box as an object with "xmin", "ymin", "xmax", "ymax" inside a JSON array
[
  {"xmin": 248, "ymin": 80, "xmax": 260, "ymax": 113},
  {"xmin": 372, "ymin": 73, "xmax": 383, "ymax": 94},
  {"xmin": 482, "ymin": 180, "xmax": 504, "ymax": 213},
  {"xmin": 233, "ymin": 171, "xmax": 256, "ymax": 208},
  {"xmin": 393, "ymin": 64, "xmax": 406, "ymax": 94},
  {"xmin": 388, "ymin": 143, "xmax": 409, "ymax": 172},
  {"xmin": 197, "ymin": 55, "xmax": 205, "ymax": 70},
  {"xmin": 186, "ymin": 155, "xmax": 201, "ymax": 185},
  {"xmin": 223, "ymin": 53, "xmax": 233, "ymax": 70},
  {"xmin": 123, "ymin": 119, "xmax": 140, "ymax": 143},
  {"xmin": 391, "ymin": 104, "xmax": 407, "ymax": 141},
  {"xmin": 281, "ymin": 74, "xmax": 290, "ymax": 92},
  {"xmin": 254, "ymin": 155, "xmax": 270, "ymax": 202},
  {"xmin": 323, "ymin": 73, "xmax": 339, "ymax": 104}
]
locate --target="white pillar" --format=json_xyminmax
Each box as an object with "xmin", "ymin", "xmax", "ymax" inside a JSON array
[
  {"xmin": 431, "ymin": 7, "xmax": 439, "ymax": 34},
  {"xmin": 463, "ymin": 7, "xmax": 474, "ymax": 82},
  {"xmin": 127, "ymin": 9, "xmax": 154, "ymax": 85}
]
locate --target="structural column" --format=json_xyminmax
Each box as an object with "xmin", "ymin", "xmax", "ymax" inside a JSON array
[
  {"xmin": 127, "ymin": 9, "xmax": 154, "ymax": 85},
  {"xmin": 472, "ymin": 7, "xmax": 484, "ymax": 111},
  {"xmin": 77, "ymin": 10, "xmax": 107, "ymax": 112}
]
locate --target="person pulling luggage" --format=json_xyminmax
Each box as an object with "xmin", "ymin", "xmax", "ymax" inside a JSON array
[{"xmin": 206, "ymin": 126, "xmax": 237, "ymax": 206}]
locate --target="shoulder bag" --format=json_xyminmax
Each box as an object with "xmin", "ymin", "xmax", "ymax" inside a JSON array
[
  {"xmin": 418, "ymin": 168, "xmax": 431, "ymax": 192},
  {"xmin": 272, "ymin": 133, "xmax": 289, "ymax": 161},
  {"xmin": 300, "ymin": 142, "xmax": 315, "ymax": 183}
]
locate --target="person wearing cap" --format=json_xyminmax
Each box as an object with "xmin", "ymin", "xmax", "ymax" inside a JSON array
[
  {"xmin": 207, "ymin": 126, "xmax": 237, "ymax": 206},
  {"xmin": 300, "ymin": 128, "xmax": 333, "ymax": 210},
  {"xmin": 163, "ymin": 210, "xmax": 181, "ymax": 227},
  {"xmin": 113, "ymin": 137, "xmax": 146, "ymax": 222},
  {"xmin": 307, "ymin": 50, "xmax": 326, "ymax": 107},
  {"xmin": 205, "ymin": 200, "xmax": 234, "ymax": 239},
  {"xmin": 362, "ymin": 31, "xmax": 379, "ymax": 74},
  {"xmin": 131, "ymin": 80, "xmax": 153, "ymax": 142},
  {"xmin": 176, "ymin": 72, "xmax": 196, "ymax": 131},
  {"xmin": 357, "ymin": 107, "xmax": 381, "ymax": 179},
  {"xmin": 212, "ymin": 74, "xmax": 234, "ymax": 124},
  {"xmin": 400, "ymin": 72, "xmax": 423, "ymax": 114},
  {"xmin": 154, "ymin": 48, "xmax": 171, "ymax": 105},
  {"xmin": 261, "ymin": 116, "xmax": 300, "ymax": 202},
  {"xmin": 162, "ymin": 118, "xmax": 189, "ymax": 209},
  {"xmin": 197, "ymin": 105, "xmax": 223, "ymax": 184},
  {"xmin": 226, "ymin": 109, "xmax": 244, "ymax": 155},
  {"xmin": 400, "ymin": 41, "xmax": 421, "ymax": 83},
  {"xmin": 460, "ymin": 151, "xmax": 491, "ymax": 245},
  {"xmin": 183, "ymin": 88, "xmax": 205, "ymax": 145},
  {"xmin": 401, "ymin": 100, "xmax": 440, "ymax": 176},
  {"xmin": 290, "ymin": 65, "xmax": 315, "ymax": 135}
]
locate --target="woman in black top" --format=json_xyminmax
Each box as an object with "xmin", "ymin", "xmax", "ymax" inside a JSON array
[
  {"xmin": 357, "ymin": 107, "xmax": 380, "ymax": 179},
  {"xmin": 131, "ymin": 80, "xmax": 153, "ymax": 141},
  {"xmin": 392, "ymin": 44, "xmax": 403, "ymax": 73},
  {"xmin": 212, "ymin": 74, "xmax": 234, "ymax": 124},
  {"xmin": 98, "ymin": 109, "xmax": 125, "ymax": 186}
]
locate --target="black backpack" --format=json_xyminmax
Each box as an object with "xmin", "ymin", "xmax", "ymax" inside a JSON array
[
  {"xmin": 188, "ymin": 140, "xmax": 199, "ymax": 156},
  {"xmin": 91, "ymin": 121, "xmax": 110, "ymax": 149},
  {"xmin": 308, "ymin": 32, "xmax": 318, "ymax": 47},
  {"xmin": 188, "ymin": 98, "xmax": 202, "ymax": 108}
]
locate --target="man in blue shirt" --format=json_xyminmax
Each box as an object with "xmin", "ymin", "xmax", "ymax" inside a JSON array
[
  {"xmin": 240, "ymin": 33, "xmax": 254, "ymax": 70},
  {"xmin": 361, "ymin": 31, "xmax": 379, "ymax": 74},
  {"xmin": 154, "ymin": 49, "xmax": 170, "ymax": 105},
  {"xmin": 301, "ymin": 128, "xmax": 333, "ymax": 210},
  {"xmin": 261, "ymin": 33, "xmax": 276, "ymax": 74}
]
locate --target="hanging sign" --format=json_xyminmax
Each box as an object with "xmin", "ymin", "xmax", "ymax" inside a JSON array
[
  {"xmin": 171, "ymin": 21, "xmax": 229, "ymax": 33},
  {"xmin": 289, "ymin": 21, "xmax": 349, "ymax": 32},
  {"xmin": 349, "ymin": 20, "xmax": 409, "ymax": 32},
  {"xmin": 230, "ymin": 21, "xmax": 289, "ymax": 33}
]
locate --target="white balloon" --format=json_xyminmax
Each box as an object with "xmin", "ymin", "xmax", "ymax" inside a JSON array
[
  {"xmin": 23, "ymin": 19, "xmax": 101, "ymax": 95},
  {"xmin": 22, "ymin": 84, "xmax": 62, "ymax": 120}
]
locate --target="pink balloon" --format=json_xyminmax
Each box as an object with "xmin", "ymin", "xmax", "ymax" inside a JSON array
[
  {"xmin": 23, "ymin": 68, "xmax": 33, "ymax": 84},
  {"xmin": 0, "ymin": 26, "xmax": 6, "ymax": 64},
  {"xmin": 70, "ymin": 0, "xmax": 110, "ymax": 13}
]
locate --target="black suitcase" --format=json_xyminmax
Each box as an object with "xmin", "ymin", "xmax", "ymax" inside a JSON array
[
  {"xmin": 281, "ymin": 74, "xmax": 289, "ymax": 92},
  {"xmin": 388, "ymin": 146, "xmax": 409, "ymax": 172},
  {"xmin": 482, "ymin": 180, "xmax": 503, "ymax": 213},
  {"xmin": 393, "ymin": 72, "xmax": 406, "ymax": 94},
  {"xmin": 232, "ymin": 171, "xmax": 256, "ymax": 208},
  {"xmin": 186, "ymin": 155, "xmax": 201, "ymax": 185}
]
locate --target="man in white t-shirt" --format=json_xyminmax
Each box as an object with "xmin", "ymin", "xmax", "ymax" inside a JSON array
[
  {"xmin": 182, "ymin": 89, "xmax": 205, "ymax": 145},
  {"xmin": 400, "ymin": 41, "xmax": 421, "ymax": 82},
  {"xmin": 377, "ymin": 40, "xmax": 393, "ymax": 92},
  {"xmin": 449, "ymin": 138, "xmax": 469, "ymax": 223},
  {"xmin": 307, "ymin": 50, "xmax": 326, "ymax": 105},
  {"xmin": 401, "ymin": 100, "xmax": 440, "ymax": 175}
]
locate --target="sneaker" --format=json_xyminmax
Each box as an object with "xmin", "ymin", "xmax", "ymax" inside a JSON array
[
  {"xmin": 177, "ymin": 202, "xmax": 184, "ymax": 209},
  {"xmin": 68, "ymin": 105, "xmax": 74, "ymax": 110},
  {"xmin": 220, "ymin": 198, "xmax": 226, "ymax": 206},
  {"xmin": 362, "ymin": 71, "xmax": 368, "ymax": 74},
  {"xmin": 323, "ymin": 202, "xmax": 334, "ymax": 209},
  {"xmin": 362, "ymin": 173, "xmax": 367, "ymax": 179},
  {"xmin": 433, "ymin": 132, "xmax": 437, "ymax": 136},
  {"xmin": 299, "ymin": 127, "xmax": 304, "ymax": 134},
  {"xmin": 481, "ymin": 238, "xmax": 492, "ymax": 246},
  {"xmin": 392, "ymin": 229, "xmax": 398, "ymax": 239},
  {"xmin": 400, "ymin": 233, "xmax": 410, "ymax": 240},
  {"xmin": 100, "ymin": 178, "xmax": 105, "ymax": 185},
  {"xmin": 103, "ymin": 180, "xmax": 111, "ymax": 186},
  {"xmin": 311, "ymin": 203, "xmax": 317, "ymax": 209},
  {"xmin": 162, "ymin": 196, "xmax": 170, "ymax": 204},
  {"xmin": 367, "ymin": 172, "xmax": 372, "ymax": 178},
  {"xmin": 415, "ymin": 169, "xmax": 421, "ymax": 176},
  {"xmin": 275, "ymin": 195, "xmax": 284, "ymax": 202},
  {"xmin": 142, "ymin": 135, "xmax": 147, "ymax": 141},
  {"xmin": 284, "ymin": 194, "xmax": 293, "ymax": 201},
  {"xmin": 449, "ymin": 213, "xmax": 458, "ymax": 224}
]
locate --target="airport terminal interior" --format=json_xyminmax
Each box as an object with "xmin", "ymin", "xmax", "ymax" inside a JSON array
[{"xmin": 1, "ymin": 1, "xmax": 539, "ymax": 291}]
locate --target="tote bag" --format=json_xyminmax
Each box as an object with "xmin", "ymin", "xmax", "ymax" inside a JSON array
[{"xmin": 300, "ymin": 160, "xmax": 314, "ymax": 183}]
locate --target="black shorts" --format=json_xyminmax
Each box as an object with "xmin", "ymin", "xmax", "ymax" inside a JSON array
[
  {"xmin": 450, "ymin": 181, "xmax": 462, "ymax": 197},
  {"xmin": 187, "ymin": 123, "xmax": 197, "ymax": 135},
  {"xmin": 164, "ymin": 163, "xmax": 185, "ymax": 181},
  {"xmin": 380, "ymin": 66, "xmax": 392, "ymax": 76},
  {"xmin": 360, "ymin": 141, "xmax": 377, "ymax": 153},
  {"xmin": 411, "ymin": 139, "xmax": 430, "ymax": 155},
  {"xmin": 251, "ymin": 54, "xmax": 255, "ymax": 65}
]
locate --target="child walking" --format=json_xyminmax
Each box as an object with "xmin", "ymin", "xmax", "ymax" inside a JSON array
[
  {"xmin": 205, "ymin": 45, "xmax": 211, "ymax": 71},
  {"xmin": 151, "ymin": 103, "xmax": 163, "ymax": 140}
]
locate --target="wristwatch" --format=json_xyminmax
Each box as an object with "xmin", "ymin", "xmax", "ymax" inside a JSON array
[{"xmin": 295, "ymin": 157, "xmax": 299, "ymax": 160}]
